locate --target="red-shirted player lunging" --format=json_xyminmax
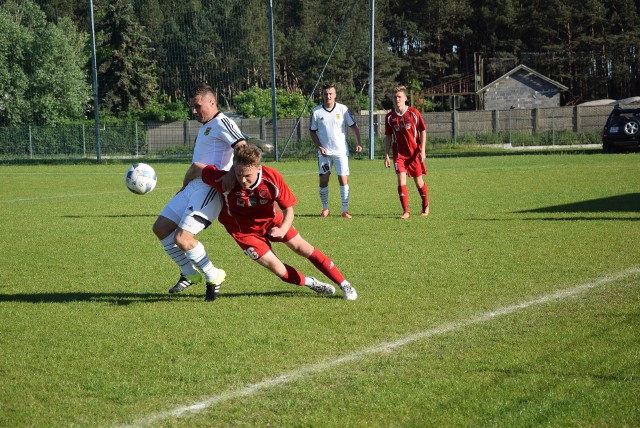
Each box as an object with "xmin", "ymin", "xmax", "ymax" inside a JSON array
[
  {"xmin": 384, "ymin": 85, "xmax": 430, "ymax": 219},
  {"xmin": 197, "ymin": 144, "xmax": 357, "ymax": 301}
]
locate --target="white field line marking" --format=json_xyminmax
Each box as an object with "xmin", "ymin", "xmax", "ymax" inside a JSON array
[{"xmin": 121, "ymin": 267, "xmax": 640, "ymax": 428}]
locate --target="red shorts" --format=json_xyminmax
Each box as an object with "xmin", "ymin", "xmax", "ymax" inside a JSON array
[
  {"xmin": 394, "ymin": 152, "xmax": 427, "ymax": 177},
  {"xmin": 231, "ymin": 224, "xmax": 299, "ymax": 260}
]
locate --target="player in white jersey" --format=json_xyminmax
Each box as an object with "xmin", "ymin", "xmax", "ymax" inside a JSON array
[
  {"xmin": 309, "ymin": 84, "xmax": 362, "ymax": 218},
  {"xmin": 152, "ymin": 84, "xmax": 246, "ymax": 301}
]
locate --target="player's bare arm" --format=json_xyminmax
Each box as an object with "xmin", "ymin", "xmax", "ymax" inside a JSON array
[
  {"xmin": 182, "ymin": 162, "xmax": 205, "ymax": 187},
  {"xmin": 420, "ymin": 130, "xmax": 427, "ymax": 159},
  {"xmin": 351, "ymin": 124, "xmax": 363, "ymax": 153},
  {"xmin": 269, "ymin": 206, "xmax": 294, "ymax": 239},
  {"xmin": 384, "ymin": 135, "xmax": 392, "ymax": 168},
  {"xmin": 310, "ymin": 131, "xmax": 327, "ymax": 156}
]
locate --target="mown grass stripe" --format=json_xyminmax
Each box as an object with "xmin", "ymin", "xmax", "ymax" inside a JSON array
[{"xmin": 123, "ymin": 267, "xmax": 640, "ymax": 427}]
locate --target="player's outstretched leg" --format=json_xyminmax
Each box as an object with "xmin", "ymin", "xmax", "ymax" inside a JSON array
[
  {"xmin": 339, "ymin": 281, "xmax": 357, "ymax": 300},
  {"xmin": 156, "ymin": 229, "xmax": 203, "ymax": 293},
  {"xmin": 306, "ymin": 277, "xmax": 336, "ymax": 295},
  {"xmin": 306, "ymin": 248, "xmax": 357, "ymax": 300}
]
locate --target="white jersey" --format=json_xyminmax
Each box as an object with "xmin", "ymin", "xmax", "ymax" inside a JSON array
[
  {"xmin": 158, "ymin": 112, "xmax": 244, "ymax": 233},
  {"xmin": 192, "ymin": 112, "xmax": 245, "ymax": 171},
  {"xmin": 309, "ymin": 102, "xmax": 357, "ymax": 156}
]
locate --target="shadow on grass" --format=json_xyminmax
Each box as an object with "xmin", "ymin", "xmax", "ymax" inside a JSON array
[
  {"xmin": 517, "ymin": 193, "xmax": 640, "ymax": 214},
  {"xmin": 0, "ymin": 290, "xmax": 326, "ymax": 305},
  {"xmin": 61, "ymin": 214, "xmax": 158, "ymax": 218},
  {"xmin": 294, "ymin": 213, "xmax": 402, "ymax": 219},
  {"xmin": 476, "ymin": 216, "xmax": 640, "ymax": 221}
]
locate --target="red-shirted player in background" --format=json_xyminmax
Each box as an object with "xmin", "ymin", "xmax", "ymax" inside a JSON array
[
  {"xmin": 384, "ymin": 85, "xmax": 430, "ymax": 219},
  {"xmin": 196, "ymin": 144, "xmax": 357, "ymax": 301}
]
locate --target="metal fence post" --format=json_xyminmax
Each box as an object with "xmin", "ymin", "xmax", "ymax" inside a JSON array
[
  {"xmin": 509, "ymin": 107, "xmax": 513, "ymax": 146},
  {"xmin": 29, "ymin": 125, "xmax": 33, "ymax": 158}
]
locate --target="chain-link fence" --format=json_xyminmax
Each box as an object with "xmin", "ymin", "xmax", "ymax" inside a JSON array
[{"xmin": 0, "ymin": 104, "xmax": 612, "ymax": 161}]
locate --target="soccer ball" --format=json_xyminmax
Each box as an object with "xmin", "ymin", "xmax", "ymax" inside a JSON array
[{"xmin": 125, "ymin": 163, "xmax": 157, "ymax": 194}]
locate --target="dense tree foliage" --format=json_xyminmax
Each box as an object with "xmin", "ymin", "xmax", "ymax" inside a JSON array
[
  {"xmin": 96, "ymin": 0, "xmax": 158, "ymax": 115},
  {"xmin": 0, "ymin": 0, "xmax": 89, "ymax": 125},
  {"xmin": 234, "ymin": 87, "xmax": 311, "ymax": 118},
  {"xmin": 7, "ymin": 0, "xmax": 640, "ymax": 125}
]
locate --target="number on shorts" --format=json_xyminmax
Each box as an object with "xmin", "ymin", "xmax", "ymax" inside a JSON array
[{"xmin": 244, "ymin": 247, "xmax": 260, "ymax": 260}]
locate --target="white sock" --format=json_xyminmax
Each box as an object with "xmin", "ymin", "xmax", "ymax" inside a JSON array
[
  {"xmin": 340, "ymin": 184, "xmax": 349, "ymax": 212},
  {"xmin": 160, "ymin": 231, "xmax": 198, "ymax": 276},
  {"xmin": 185, "ymin": 242, "xmax": 220, "ymax": 282},
  {"xmin": 319, "ymin": 186, "xmax": 329, "ymax": 210}
]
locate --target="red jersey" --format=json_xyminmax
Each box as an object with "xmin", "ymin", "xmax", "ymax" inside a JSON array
[
  {"xmin": 201, "ymin": 164, "xmax": 298, "ymax": 235},
  {"xmin": 384, "ymin": 106, "xmax": 426, "ymax": 159}
]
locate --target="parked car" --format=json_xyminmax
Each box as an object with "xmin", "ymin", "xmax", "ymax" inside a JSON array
[{"xmin": 602, "ymin": 106, "xmax": 640, "ymax": 152}]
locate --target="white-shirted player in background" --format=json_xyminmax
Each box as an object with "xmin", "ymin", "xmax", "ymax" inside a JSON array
[
  {"xmin": 309, "ymin": 84, "xmax": 362, "ymax": 218},
  {"xmin": 152, "ymin": 84, "xmax": 246, "ymax": 301}
]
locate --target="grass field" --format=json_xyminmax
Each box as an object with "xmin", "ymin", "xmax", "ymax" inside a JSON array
[{"xmin": 1, "ymin": 152, "xmax": 639, "ymax": 427}]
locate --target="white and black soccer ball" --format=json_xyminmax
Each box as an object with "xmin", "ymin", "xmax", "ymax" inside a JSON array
[{"xmin": 125, "ymin": 163, "xmax": 157, "ymax": 195}]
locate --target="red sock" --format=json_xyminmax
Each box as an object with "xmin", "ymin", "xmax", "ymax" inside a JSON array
[
  {"xmin": 419, "ymin": 183, "xmax": 429, "ymax": 209},
  {"xmin": 398, "ymin": 185, "xmax": 409, "ymax": 213},
  {"xmin": 308, "ymin": 248, "xmax": 345, "ymax": 285},
  {"xmin": 281, "ymin": 264, "xmax": 305, "ymax": 286}
]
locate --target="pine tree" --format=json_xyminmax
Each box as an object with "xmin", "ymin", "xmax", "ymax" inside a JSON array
[{"xmin": 97, "ymin": 0, "xmax": 157, "ymax": 115}]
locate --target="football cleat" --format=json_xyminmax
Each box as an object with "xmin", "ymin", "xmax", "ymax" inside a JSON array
[
  {"xmin": 204, "ymin": 269, "xmax": 226, "ymax": 302},
  {"xmin": 204, "ymin": 283, "xmax": 221, "ymax": 302},
  {"xmin": 169, "ymin": 271, "xmax": 202, "ymax": 294},
  {"xmin": 320, "ymin": 209, "xmax": 330, "ymax": 217},
  {"xmin": 400, "ymin": 212, "xmax": 410, "ymax": 219},
  {"xmin": 306, "ymin": 277, "xmax": 335, "ymax": 295},
  {"xmin": 341, "ymin": 211, "xmax": 352, "ymax": 219},
  {"xmin": 421, "ymin": 205, "xmax": 430, "ymax": 217},
  {"xmin": 340, "ymin": 282, "xmax": 358, "ymax": 300}
]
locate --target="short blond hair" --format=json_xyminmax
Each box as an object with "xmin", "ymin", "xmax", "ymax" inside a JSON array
[{"xmin": 393, "ymin": 85, "xmax": 407, "ymax": 96}]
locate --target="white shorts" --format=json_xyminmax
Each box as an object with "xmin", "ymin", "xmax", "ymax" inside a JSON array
[
  {"xmin": 317, "ymin": 153, "xmax": 350, "ymax": 176},
  {"xmin": 159, "ymin": 178, "xmax": 222, "ymax": 235}
]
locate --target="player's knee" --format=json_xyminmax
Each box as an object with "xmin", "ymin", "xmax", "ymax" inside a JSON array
[
  {"xmin": 174, "ymin": 230, "xmax": 196, "ymax": 250},
  {"xmin": 152, "ymin": 218, "xmax": 171, "ymax": 239}
]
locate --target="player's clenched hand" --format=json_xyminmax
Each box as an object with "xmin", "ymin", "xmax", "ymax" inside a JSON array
[
  {"xmin": 384, "ymin": 154, "xmax": 391, "ymax": 168},
  {"xmin": 218, "ymin": 170, "xmax": 236, "ymax": 192},
  {"xmin": 268, "ymin": 227, "xmax": 285, "ymax": 239}
]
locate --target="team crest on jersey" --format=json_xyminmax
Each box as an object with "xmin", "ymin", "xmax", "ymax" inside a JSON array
[
  {"xmin": 204, "ymin": 127, "xmax": 211, "ymax": 136},
  {"xmin": 405, "ymin": 123, "xmax": 412, "ymax": 130},
  {"xmin": 336, "ymin": 114, "xmax": 341, "ymax": 119},
  {"xmin": 237, "ymin": 198, "xmax": 246, "ymax": 207},
  {"xmin": 259, "ymin": 188, "xmax": 268, "ymax": 198}
]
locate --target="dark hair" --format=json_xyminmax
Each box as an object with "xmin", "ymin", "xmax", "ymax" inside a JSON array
[
  {"xmin": 190, "ymin": 83, "xmax": 216, "ymax": 100},
  {"xmin": 322, "ymin": 84, "xmax": 336, "ymax": 91}
]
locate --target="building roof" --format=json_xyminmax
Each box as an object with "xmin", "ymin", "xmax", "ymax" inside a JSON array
[{"xmin": 476, "ymin": 64, "xmax": 568, "ymax": 94}]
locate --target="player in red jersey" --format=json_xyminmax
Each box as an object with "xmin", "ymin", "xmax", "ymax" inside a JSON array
[
  {"xmin": 196, "ymin": 144, "xmax": 357, "ymax": 300},
  {"xmin": 384, "ymin": 85, "xmax": 430, "ymax": 219}
]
